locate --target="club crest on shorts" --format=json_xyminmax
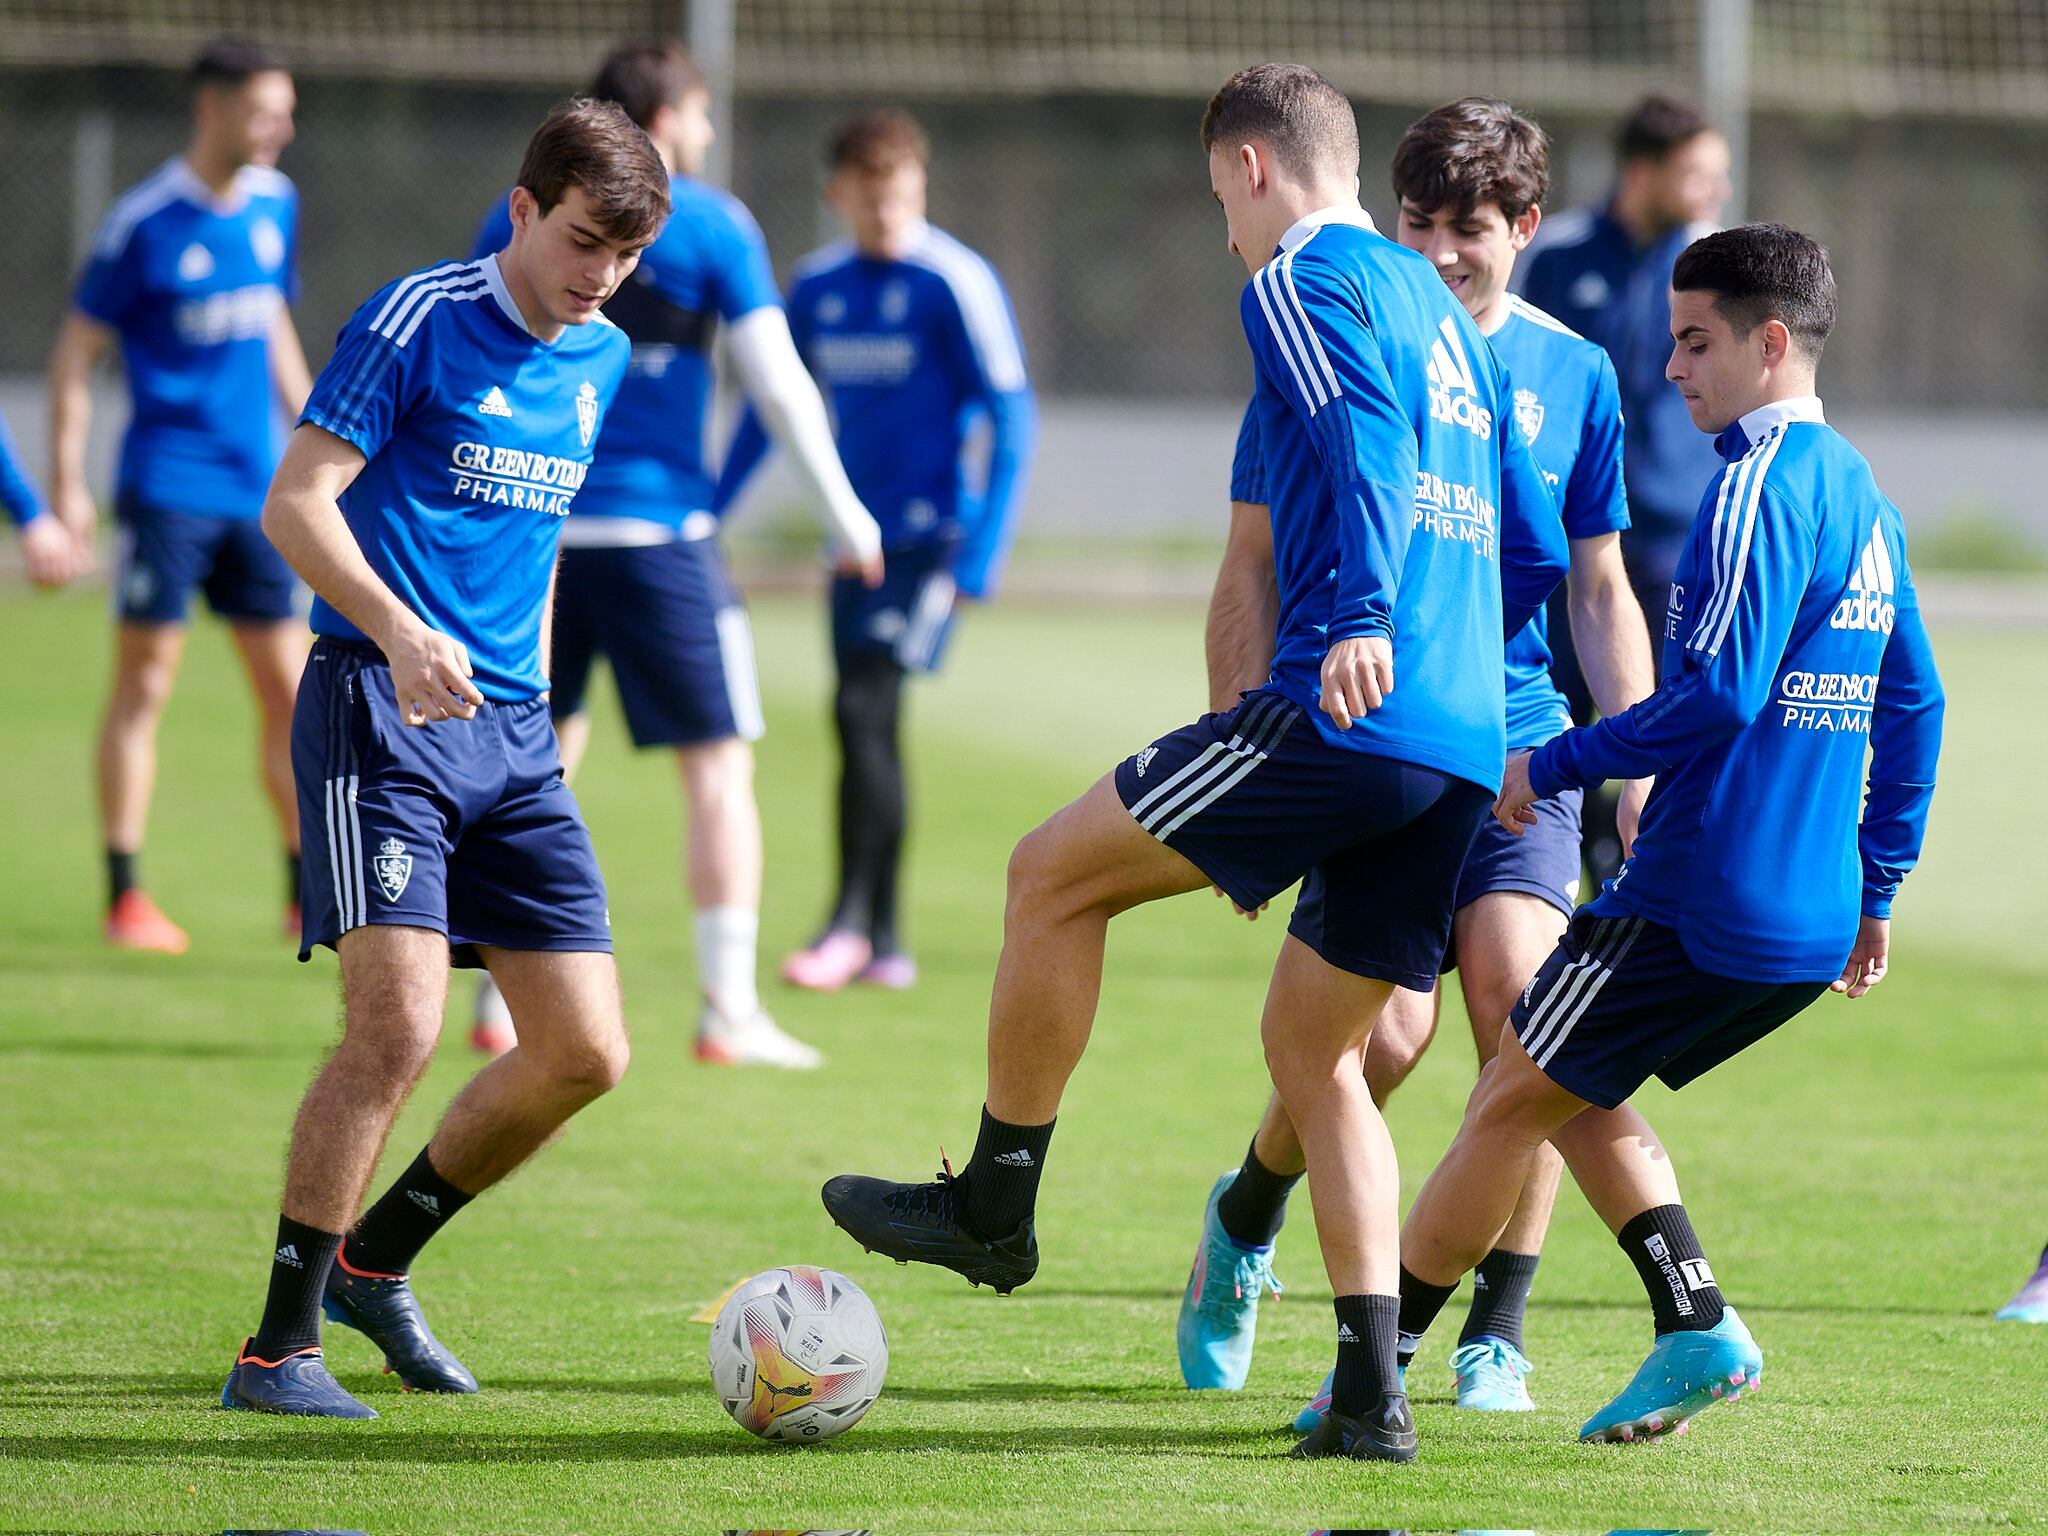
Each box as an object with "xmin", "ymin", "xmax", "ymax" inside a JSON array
[
  {"xmin": 374, "ymin": 837, "xmax": 413, "ymax": 902},
  {"xmin": 576, "ymin": 380, "xmax": 599, "ymax": 447},
  {"xmin": 1514, "ymin": 387, "xmax": 1544, "ymax": 444}
]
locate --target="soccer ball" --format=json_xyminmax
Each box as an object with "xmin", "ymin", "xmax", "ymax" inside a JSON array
[{"xmin": 707, "ymin": 1266, "xmax": 889, "ymax": 1443}]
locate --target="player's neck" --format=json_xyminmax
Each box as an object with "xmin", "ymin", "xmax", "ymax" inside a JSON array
[
  {"xmin": 1470, "ymin": 287, "xmax": 1513, "ymax": 335},
  {"xmin": 495, "ymin": 252, "xmax": 566, "ymax": 345},
  {"xmin": 1728, "ymin": 372, "xmax": 1822, "ymax": 429},
  {"xmin": 182, "ymin": 142, "xmax": 243, "ymax": 200},
  {"xmin": 1608, "ymin": 184, "xmax": 1673, "ymax": 248}
]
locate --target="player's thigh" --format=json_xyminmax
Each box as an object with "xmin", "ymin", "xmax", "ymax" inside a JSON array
[
  {"xmin": 1467, "ymin": 1015, "xmax": 1596, "ymax": 1144},
  {"xmin": 227, "ymin": 617, "xmax": 309, "ymax": 715},
  {"xmin": 1009, "ymin": 770, "xmax": 1213, "ymax": 919},
  {"xmin": 1363, "ymin": 980, "xmax": 1439, "ymax": 1103},
  {"xmin": 677, "ymin": 735, "xmax": 755, "ymax": 809},
  {"xmin": 1260, "ymin": 931, "xmax": 1397, "ymax": 1081},
  {"xmin": 1454, "ymin": 890, "xmax": 1572, "ymax": 1062},
  {"xmin": 335, "ymin": 922, "xmax": 453, "ymax": 1061},
  {"xmin": 478, "ymin": 945, "xmax": 627, "ymax": 1089}
]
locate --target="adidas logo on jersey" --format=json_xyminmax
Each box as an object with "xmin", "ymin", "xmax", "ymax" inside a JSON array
[
  {"xmin": 1426, "ymin": 317, "xmax": 1493, "ymax": 440},
  {"xmin": 1830, "ymin": 519, "xmax": 1896, "ymax": 634},
  {"xmin": 478, "ymin": 386, "xmax": 513, "ymax": 418}
]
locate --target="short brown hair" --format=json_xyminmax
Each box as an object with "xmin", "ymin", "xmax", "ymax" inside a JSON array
[
  {"xmin": 1391, "ymin": 97, "xmax": 1550, "ymax": 221},
  {"xmin": 517, "ymin": 98, "xmax": 671, "ymax": 246},
  {"xmin": 1200, "ymin": 63, "xmax": 1359, "ymax": 182},
  {"xmin": 1673, "ymin": 223, "xmax": 1837, "ymax": 359},
  {"xmin": 829, "ymin": 109, "xmax": 930, "ymax": 173},
  {"xmin": 191, "ymin": 37, "xmax": 289, "ymax": 91},
  {"xmin": 1618, "ymin": 93, "xmax": 1716, "ymax": 164},
  {"xmin": 590, "ymin": 39, "xmax": 706, "ymax": 130}
]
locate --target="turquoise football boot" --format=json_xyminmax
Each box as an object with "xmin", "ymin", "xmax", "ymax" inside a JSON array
[
  {"xmin": 1175, "ymin": 1171, "xmax": 1283, "ymax": 1390},
  {"xmin": 1579, "ymin": 1308, "xmax": 1762, "ymax": 1443},
  {"xmin": 1449, "ymin": 1336, "xmax": 1535, "ymax": 1411},
  {"xmin": 1995, "ymin": 1255, "xmax": 2048, "ymax": 1323},
  {"xmin": 1291, "ymin": 1358, "xmax": 1411, "ymax": 1433}
]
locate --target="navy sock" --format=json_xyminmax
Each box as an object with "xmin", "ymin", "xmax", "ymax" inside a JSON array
[
  {"xmin": 1330, "ymin": 1293, "xmax": 1403, "ymax": 1417},
  {"xmin": 345, "ymin": 1146, "xmax": 475, "ymax": 1277},
  {"xmin": 1457, "ymin": 1248, "xmax": 1540, "ymax": 1351},
  {"xmin": 250, "ymin": 1215, "xmax": 341, "ymax": 1357},
  {"xmin": 1619, "ymin": 1204, "xmax": 1726, "ymax": 1334},
  {"xmin": 961, "ymin": 1106, "xmax": 1053, "ymax": 1239},
  {"xmin": 1396, "ymin": 1264, "xmax": 1459, "ymax": 1367},
  {"xmin": 1214, "ymin": 1139, "xmax": 1301, "ymax": 1248}
]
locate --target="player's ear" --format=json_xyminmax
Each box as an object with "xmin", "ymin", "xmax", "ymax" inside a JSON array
[
  {"xmin": 508, "ymin": 186, "xmax": 538, "ymax": 233},
  {"xmin": 1759, "ymin": 316, "xmax": 1793, "ymax": 370},
  {"xmin": 1238, "ymin": 142, "xmax": 1261, "ymax": 193},
  {"xmin": 1511, "ymin": 204, "xmax": 1541, "ymax": 250}
]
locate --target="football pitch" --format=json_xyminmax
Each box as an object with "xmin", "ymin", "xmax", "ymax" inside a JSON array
[{"xmin": 1, "ymin": 583, "xmax": 2043, "ymax": 1533}]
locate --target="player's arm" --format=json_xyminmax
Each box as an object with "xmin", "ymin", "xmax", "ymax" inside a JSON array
[
  {"xmin": 44, "ymin": 311, "xmax": 113, "ymax": 573},
  {"xmin": 942, "ymin": 265, "xmax": 1035, "ymax": 602},
  {"xmin": 1, "ymin": 405, "xmax": 82, "ymax": 589},
  {"xmin": 262, "ymin": 424, "xmax": 483, "ymax": 725},
  {"xmin": 268, "ymin": 308, "xmax": 314, "ymax": 419},
  {"xmin": 1207, "ymin": 499, "xmax": 1277, "ymax": 714},
  {"xmin": 1840, "ymin": 561, "xmax": 1944, "ymax": 997},
  {"xmin": 538, "ymin": 552, "xmax": 559, "ymax": 695},
  {"xmin": 1495, "ymin": 388, "xmax": 1569, "ymax": 637}
]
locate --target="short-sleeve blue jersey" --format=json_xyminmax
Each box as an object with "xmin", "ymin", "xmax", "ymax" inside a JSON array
[
  {"xmin": 1229, "ymin": 398, "xmax": 1264, "ymax": 504},
  {"xmin": 1489, "ymin": 295, "xmax": 1630, "ymax": 748},
  {"xmin": 299, "ymin": 255, "xmax": 631, "ymax": 701},
  {"xmin": 74, "ymin": 158, "xmax": 299, "ymax": 519},
  {"xmin": 1240, "ymin": 208, "xmax": 1567, "ymax": 793},
  {"xmin": 471, "ymin": 176, "xmax": 777, "ymax": 530},
  {"xmin": 714, "ymin": 221, "xmax": 1036, "ymax": 598},
  {"xmin": 0, "ymin": 406, "xmax": 45, "ymax": 528},
  {"xmin": 1531, "ymin": 399, "xmax": 1945, "ymax": 982}
]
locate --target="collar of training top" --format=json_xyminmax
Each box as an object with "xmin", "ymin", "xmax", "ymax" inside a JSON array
[
  {"xmin": 1278, "ymin": 204, "xmax": 1377, "ymax": 253},
  {"xmin": 1720, "ymin": 394, "xmax": 1826, "ymax": 457}
]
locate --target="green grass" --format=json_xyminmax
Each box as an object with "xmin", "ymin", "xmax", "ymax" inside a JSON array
[{"xmin": 0, "ymin": 586, "xmax": 2043, "ymax": 1533}]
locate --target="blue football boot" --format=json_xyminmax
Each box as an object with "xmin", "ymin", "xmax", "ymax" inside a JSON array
[
  {"xmin": 1579, "ymin": 1308, "xmax": 1762, "ymax": 1443},
  {"xmin": 322, "ymin": 1250, "xmax": 479, "ymax": 1394},
  {"xmin": 1995, "ymin": 1255, "xmax": 2048, "ymax": 1323},
  {"xmin": 1449, "ymin": 1336, "xmax": 1535, "ymax": 1411},
  {"xmin": 220, "ymin": 1339, "xmax": 377, "ymax": 1418},
  {"xmin": 1176, "ymin": 1171, "xmax": 1284, "ymax": 1390}
]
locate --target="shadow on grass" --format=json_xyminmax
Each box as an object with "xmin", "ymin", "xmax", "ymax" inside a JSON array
[{"xmin": 0, "ymin": 1033, "xmax": 314, "ymax": 1061}]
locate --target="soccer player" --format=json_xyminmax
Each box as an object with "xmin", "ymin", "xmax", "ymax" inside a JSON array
[
  {"xmin": 467, "ymin": 41, "xmax": 881, "ymax": 1067},
  {"xmin": 1178, "ymin": 98, "xmax": 1655, "ymax": 1420},
  {"xmin": 47, "ymin": 39, "xmax": 314, "ymax": 952},
  {"xmin": 713, "ymin": 109, "xmax": 1036, "ymax": 992},
  {"xmin": 3, "ymin": 406, "xmax": 89, "ymax": 587},
  {"xmin": 1997, "ymin": 1241, "xmax": 2048, "ymax": 1323},
  {"xmin": 1398, "ymin": 224, "xmax": 1944, "ymax": 1445},
  {"xmin": 821, "ymin": 65, "xmax": 1565, "ymax": 1464},
  {"xmin": 218, "ymin": 101, "xmax": 665, "ymax": 1418}
]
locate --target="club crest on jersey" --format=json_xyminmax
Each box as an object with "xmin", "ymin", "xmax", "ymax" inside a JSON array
[
  {"xmin": 575, "ymin": 381, "xmax": 598, "ymax": 447},
  {"xmin": 374, "ymin": 838, "xmax": 413, "ymax": 902},
  {"xmin": 880, "ymin": 281, "xmax": 911, "ymax": 324},
  {"xmin": 1514, "ymin": 388, "xmax": 1544, "ymax": 444},
  {"xmin": 177, "ymin": 243, "xmax": 215, "ymax": 283}
]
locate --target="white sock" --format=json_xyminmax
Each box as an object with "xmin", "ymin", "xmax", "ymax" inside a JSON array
[{"xmin": 695, "ymin": 905, "xmax": 760, "ymax": 1021}]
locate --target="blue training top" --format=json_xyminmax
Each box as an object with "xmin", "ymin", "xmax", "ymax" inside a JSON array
[
  {"xmin": 299, "ymin": 255, "xmax": 632, "ymax": 701},
  {"xmin": 74, "ymin": 157, "xmax": 299, "ymax": 519},
  {"xmin": 1239, "ymin": 207, "xmax": 1566, "ymax": 793},
  {"xmin": 712, "ymin": 220, "xmax": 1036, "ymax": 599},
  {"xmin": 0, "ymin": 406, "xmax": 46, "ymax": 528},
  {"xmin": 472, "ymin": 176, "xmax": 778, "ymax": 532},
  {"xmin": 1531, "ymin": 399, "xmax": 1945, "ymax": 982}
]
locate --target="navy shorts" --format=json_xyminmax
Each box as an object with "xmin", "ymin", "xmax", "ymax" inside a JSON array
[
  {"xmin": 293, "ymin": 639, "xmax": 612, "ymax": 967},
  {"xmin": 832, "ymin": 541, "xmax": 959, "ymax": 673},
  {"xmin": 114, "ymin": 493, "xmax": 301, "ymax": 625},
  {"xmin": 1511, "ymin": 908, "xmax": 1830, "ymax": 1109},
  {"xmin": 550, "ymin": 539, "xmax": 764, "ymax": 748},
  {"xmin": 1113, "ymin": 690, "xmax": 1493, "ymax": 991},
  {"xmin": 1453, "ymin": 784, "xmax": 1585, "ymax": 916}
]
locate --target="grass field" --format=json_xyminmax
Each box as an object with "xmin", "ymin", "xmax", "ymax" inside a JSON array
[{"xmin": 1, "ymin": 584, "xmax": 2044, "ymax": 1533}]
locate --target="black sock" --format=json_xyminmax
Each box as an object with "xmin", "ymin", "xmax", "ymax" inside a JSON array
[
  {"xmin": 107, "ymin": 849, "xmax": 136, "ymax": 908},
  {"xmin": 1330, "ymin": 1294, "xmax": 1403, "ymax": 1416},
  {"xmin": 251, "ymin": 1215, "xmax": 341, "ymax": 1357},
  {"xmin": 1618, "ymin": 1204, "xmax": 1726, "ymax": 1334},
  {"xmin": 1396, "ymin": 1264, "xmax": 1459, "ymax": 1368},
  {"xmin": 344, "ymin": 1146, "xmax": 475, "ymax": 1277},
  {"xmin": 960, "ymin": 1105, "xmax": 1053, "ymax": 1239},
  {"xmin": 830, "ymin": 652, "xmax": 905, "ymax": 943},
  {"xmin": 1458, "ymin": 1248, "xmax": 1540, "ymax": 1351},
  {"xmin": 286, "ymin": 851, "xmax": 302, "ymax": 907},
  {"xmin": 1214, "ymin": 1139, "xmax": 1302, "ymax": 1248}
]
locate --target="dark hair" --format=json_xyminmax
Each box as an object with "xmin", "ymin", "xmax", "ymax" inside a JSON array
[
  {"xmin": 1617, "ymin": 93, "xmax": 1716, "ymax": 163},
  {"xmin": 1672, "ymin": 223, "xmax": 1837, "ymax": 358},
  {"xmin": 590, "ymin": 39, "xmax": 707, "ymax": 130},
  {"xmin": 829, "ymin": 109, "xmax": 930, "ymax": 173},
  {"xmin": 191, "ymin": 37, "xmax": 289, "ymax": 90},
  {"xmin": 1391, "ymin": 97, "xmax": 1549, "ymax": 221},
  {"xmin": 1200, "ymin": 62, "xmax": 1359, "ymax": 182},
  {"xmin": 516, "ymin": 99, "xmax": 671, "ymax": 246}
]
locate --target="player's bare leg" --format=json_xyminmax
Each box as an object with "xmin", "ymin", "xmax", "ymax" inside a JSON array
[
  {"xmin": 229, "ymin": 618, "xmax": 307, "ymax": 933},
  {"xmin": 99, "ymin": 620, "xmax": 189, "ymax": 951}
]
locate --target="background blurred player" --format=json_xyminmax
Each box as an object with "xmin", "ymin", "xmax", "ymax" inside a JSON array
[
  {"xmin": 46, "ymin": 38, "xmax": 313, "ymax": 952},
  {"xmin": 2, "ymin": 405, "xmax": 88, "ymax": 587},
  {"xmin": 1178, "ymin": 97, "xmax": 1655, "ymax": 1423},
  {"xmin": 469, "ymin": 40, "xmax": 882, "ymax": 1067},
  {"xmin": 715, "ymin": 109, "xmax": 1036, "ymax": 993},
  {"xmin": 1401, "ymin": 223, "xmax": 1944, "ymax": 1446},
  {"xmin": 220, "ymin": 102, "xmax": 665, "ymax": 1418},
  {"xmin": 1518, "ymin": 94, "xmax": 1731, "ymax": 884}
]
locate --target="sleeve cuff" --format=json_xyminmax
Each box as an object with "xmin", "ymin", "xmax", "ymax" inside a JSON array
[
  {"xmin": 1326, "ymin": 615, "xmax": 1394, "ymax": 644},
  {"xmin": 1528, "ymin": 736, "xmax": 1574, "ymax": 798},
  {"xmin": 298, "ymin": 407, "xmax": 378, "ymax": 463},
  {"xmin": 1860, "ymin": 890, "xmax": 1894, "ymax": 920}
]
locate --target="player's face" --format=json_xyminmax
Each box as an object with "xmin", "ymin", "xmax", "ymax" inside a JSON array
[
  {"xmin": 829, "ymin": 161, "xmax": 927, "ymax": 259},
  {"xmin": 509, "ymin": 185, "xmax": 650, "ymax": 331},
  {"xmin": 1650, "ymin": 132, "xmax": 1731, "ymax": 231},
  {"xmin": 202, "ymin": 70, "xmax": 297, "ymax": 169},
  {"xmin": 1396, "ymin": 198, "xmax": 1538, "ymax": 323},
  {"xmin": 663, "ymin": 89, "xmax": 715, "ymax": 178},
  {"xmin": 1667, "ymin": 287, "xmax": 1764, "ymax": 433}
]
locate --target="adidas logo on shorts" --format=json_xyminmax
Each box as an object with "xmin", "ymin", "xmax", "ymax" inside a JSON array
[{"xmin": 1133, "ymin": 746, "xmax": 1159, "ymax": 778}]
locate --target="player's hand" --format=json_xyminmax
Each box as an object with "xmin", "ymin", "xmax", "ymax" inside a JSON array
[
  {"xmin": 19, "ymin": 515, "xmax": 90, "ymax": 589},
  {"xmin": 1493, "ymin": 751, "xmax": 1540, "ymax": 836},
  {"xmin": 1213, "ymin": 884, "xmax": 1268, "ymax": 920},
  {"xmin": 1830, "ymin": 915, "xmax": 1890, "ymax": 998},
  {"xmin": 1616, "ymin": 775, "xmax": 1652, "ymax": 857},
  {"xmin": 835, "ymin": 547, "xmax": 884, "ymax": 589},
  {"xmin": 1319, "ymin": 635, "xmax": 1393, "ymax": 729},
  {"xmin": 384, "ymin": 619, "xmax": 484, "ymax": 726}
]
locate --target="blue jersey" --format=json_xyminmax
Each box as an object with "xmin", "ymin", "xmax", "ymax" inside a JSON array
[
  {"xmin": 1241, "ymin": 208, "xmax": 1566, "ymax": 792},
  {"xmin": 471, "ymin": 177, "xmax": 778, "ymax": 530},
  {"xmin": 74, "ymin": 158, "xmax": 299, "ymax": 519},
  {"xmin": 714, "ymin": 221, "xmax": 1036, "ymax": 598},
  {"xmin": 1229, "ymin": 398, "xmax": 1264, "ymax": 504},
  {"xmin": 299, "ymin": 255, "xmax": 631, "ymax": 702},
  {"xmin": 1530, "ymin": 400, "xmax": 1945, "ymax": 982},
  {"xmin": 0, "ymin": 406, "xmax": 45, "ymax": 528},
  {"xmin": 1488, "ymin": 296, "xmax": 1630, "ymax": 748},
  {"xmin": 1518, "ymin": 205, "xmax": 1723, "ymax": 550}
]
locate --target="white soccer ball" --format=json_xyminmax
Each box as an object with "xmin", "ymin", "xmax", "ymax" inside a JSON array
[{"xmin": 707, "ymin": 1265, "xmax": 889, "ymax": 1443}]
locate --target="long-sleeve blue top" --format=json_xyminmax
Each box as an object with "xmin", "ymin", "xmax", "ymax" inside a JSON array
[
  {"xmin": 1531, "ymin": 398, "xmax": 1945, "ymax": 981},
  {"xmin": 0, "ymin": 406, "xmax": 46, "ymax": 528}
]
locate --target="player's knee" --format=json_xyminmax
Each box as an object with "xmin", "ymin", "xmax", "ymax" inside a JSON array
[
  {"xmin": 543, "ymin": 1026, "xmax": 631, "ymax": 1099},
  {"xmin": 113, "ymin": 657, "xmax": 178, "ymax": 719}
]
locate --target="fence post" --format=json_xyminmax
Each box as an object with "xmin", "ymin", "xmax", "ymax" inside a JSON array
[
  {"xmin": 687, "ymin": 0, "xmax": 737, "ymax": 187},
  {"xmin": 1700, "ymin": 0, "xmax": 1752, "ymax": 221}
]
